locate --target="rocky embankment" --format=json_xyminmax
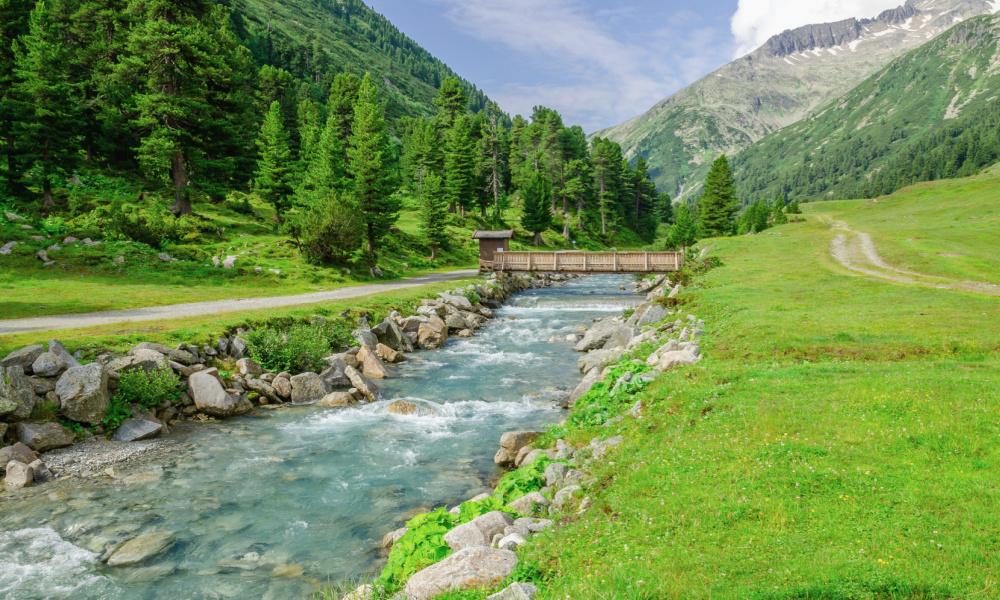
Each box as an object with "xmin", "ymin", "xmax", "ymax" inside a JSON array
[
  {"xmin": 0, "ymin": 272, "xmax": 561, "ymax": 493},
  {"xmin": 355, "ymin": 275, "xmax": 705, "ymax": 600}
]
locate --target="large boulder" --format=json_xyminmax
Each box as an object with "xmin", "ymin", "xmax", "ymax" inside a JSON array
[
  {"xmin": 30, "ymin": 351, "xmax": 69, "ymax": 378},
  {"xmin": 487, "ymin": 583, "xmax": 537, "ymax": 600},
  {"xmin": 494, "ymin": 431, "xmax": 542, "ymax": 466},
  {"xmin": 400, "ymin": 316, "xmax": 427, "ymax": 334},
  {"xmin": 4, "ymin": 460, "xmax": 33, "ymax": 490},
  {"xmin": 353, "ymin": 326, "xmax": 379, "ymax": 351},
  {"xmin": 112, "ymin": 418, "xmax": 163, "ymax": 442},
  {"xmin": 404, "ymin": 547, "xmax": 517, "ymax": 600},
  {"xmin": 444, "ymin": 312, "xmax": 469, "ymax": 332},
  {"xmin": 315, "ymin": 392, "xmax": 356, "ymax": 408},
  {"xmin": 577, "ymin": 348, "xmax": 624, "ymax": 374},
  {"xmin": 320, "ymin": 359, "xmax": 352, "ymax": 389},
  {"xmin": 376, "ymin": 343, "xmax": 404, "ymax": 364},
  {"xmin": 656, "ymin": 350, "xmax": 699, "ymax": 371},
  {"xmin": 0, "ymin": 442, "xmax": 38, "ymax": 468},
  {"xmin": 569, "ymin": 368, "xmax": 602, "ymax": 406},
  {"xmin": 55, "ymin": 363, "xmax": 109, "ymax": 425},
  {"xmin": 107, "ymin": 349, "xmax": 168, "ymax": 378},
  {"xmin": 235, "ymin": 358, "xmax": 262, "ymax": 377},
  {"xmin": 106, "ymin": 532, "xmax": 174, "ymax": 567},
  {"xmin": 1, "ymin": 344, "xmax": 44, "ymax": 371},
  {"xmin": 574, "ymin": 317, "xmax": 624, "ymax": 352},
  {"xmin": 601, "ymin": 324, "xmax": 637, "ymax": 351},
  {"xmin": 289, "ymin": 372, "xmax": 328, "ymax": 403},
  {"xmin": 345, "ymin": 366, "xmax": 379, "ymax": 402},
  {"xmin": 372, "ymin": 318, "xmax": 413, "ymax": 353},
  {"xmin": 443, "ymin": 511, "xmax": 513, "ymax": 551},
  {"xmin": 508, "ymin": 492, "xmax": 549, "ymax": 515},
  {"xmin": 417, "ymin": 316, "xmax": 449, "ymax": 350},
  {"xmin": 0, "ymin": 366, "xmax": 37, "ymax": 421},
  {"xmin": 187, "ymin": 369, "xmax": 250, "ymax": 417},
  {"xmin": 439, "ymin": 293, "xmax": 474, "ymax": 311},
  {"xmin": 356, "ymin": 346, "xmax": 388, "ymax": 379},
  {"xmin": 15, "ymin": 422, "xmax": 75, "ymax": 451},
  {"xmin": 636, "ymin": 304, "xmax": 668, "ymax": 326}
]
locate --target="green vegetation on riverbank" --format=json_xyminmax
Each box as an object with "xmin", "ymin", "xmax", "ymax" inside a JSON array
[{"xmin": 513, "ymin": 174, "xmax": 1000, "ymax": 598}]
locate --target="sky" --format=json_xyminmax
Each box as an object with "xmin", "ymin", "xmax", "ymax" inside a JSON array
[{"xmin": 365, "ymin": 0, "xmax": 904, "ymax": 132}]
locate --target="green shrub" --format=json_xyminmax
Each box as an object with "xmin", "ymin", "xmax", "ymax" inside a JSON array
[
  {"xmin": 568, "ymin": 361, "xmax": 651, "ymax": 429},
  {"xmin": 295, "ymin": 192, "xmax": 364, "ymax": 265},
  {"xmin": 101, "ymin": 395, "xmax": 132, "ymax": 432},
  {"xmin": 73, "ymin": 202, "xmax": 196, "ymax": 248},
  {"xmin": 245, "ymin": 324, "xmax": 331, "ymax": 373},
  {"xmin": 224, "ymin": 190, "xmax": 258, "ymax": 216},
  {"xmin": 495, "ymin": 456, "xmax": 552, "ymax": 505},
  {"xmin": 379, "ymin": 508, "xmax": 457, "ymax": 592},
  {"xmin": 461, "ymin": 288, "xmax": 481, "ymax": 306},
  {"xmin": 40, "ymin": 215, "xmax": 68, "ymax": 236},
  {"xmin": 115, "ymin": 367, "xmax": 182, "ymax": 409}
]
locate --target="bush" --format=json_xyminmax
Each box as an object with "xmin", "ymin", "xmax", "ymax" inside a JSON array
[
  {"xmin": 245, "ymin": 324, "xmax": 332, "ymax": 373},
  {"xmin": 295, "ymin": 192, "xmax": 364, "ymax": 265},
  {"xmin": 379, "ymin": 508, "xmax": 457, "ymax": 592},
  {"xmin": 40, "ymin": 215, "xmax": 69, "ymax": 236},
  {"xmin": 461, "ymin": 288, "xmax": 481, "ymax": 306},
  {"xmin": 224, "ymin": 190, "xmax": 258, "ymax": 216},
  {"xmin": 72, "ymin": 202, "xmax": 196, "ymax": 248},
  {"xmin": 494, "ymin": 456, "xmax": 552, "ymax": 505},
  {"xmin": 104, "ymin": 367, "xmax": 182, "ymax": 432},
  {"xmin": 568, "ymin": 361, "xmax": 651, "ymax": 429}
]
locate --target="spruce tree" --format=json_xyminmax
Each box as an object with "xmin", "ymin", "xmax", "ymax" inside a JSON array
[
  {"xmin": 477, "ymin": 109, "xmax": 508, "ymax": 224},
  {"xmin": 444, "ymin": 114, "xmax": 476, "ymax": 216},
  {"xmin": 434, "ymin": 76, "xmax": 467, "ymax": 128},
  {"xmin": 699, "ymin": 154, "xmax": 739, "ymax": 237},
  {"xmin": 296, "ymin": 98, "xmax": 321, "ymax": 176},
  {"xmin": 253, "ymin": 101, "xmax": 293, "ymax": 222},
  {"xmin": 348, "ymin": 73, "xmax": 399, "ymax": 276},
  {"xmin": 401, "ymin": 117, "xmax": 441, "ymax": 190},
  {"xmin": 562, "ymin": 158, "xmax": 591, "ymax": 238},
  {"xmin": 0, "ymin": 0, "xmax": 30, "ymax": 198},
  {"xmin": 329, "ymin": 72, "xmax": 361, "ymax": 141},
  {"xmin": 629, "ymin": 156, "xmax": 658, "ymax": 241},
  {"xmin": 521, "ymin": 172, "xmax": 552, "ymax": 246},
  {"xmin": 14, "ymin": 0, "xmax": 81, "ymax": 209},
  {"xmin": 590, "ymin": 137, "xmax": 622, "ymax": 237},
  {"xmin": 419, "ymin": 171, "xmax": 448, "ymax": 260},
  {"xmin": 666, "ymin": 203, "xmax": 699, "ymax": 250},
  {"xmin": 656, "ymin": 192, "xmax": 674, "ymax": 224},
  {"xmin": 299, "ymin": 111, "xmax": 346, "ymax": 198}
]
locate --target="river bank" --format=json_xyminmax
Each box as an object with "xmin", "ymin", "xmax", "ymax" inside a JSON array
[{"xmin": 0, "ymin": 274, "xmax": 643, "ymax": 599}]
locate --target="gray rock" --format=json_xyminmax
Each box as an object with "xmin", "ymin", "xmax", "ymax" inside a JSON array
[
  {"xmin": 376, "ymin": 343, "xmax": 404, "ymax": 364},
  {"xmin": 130, "ymin": 342, "xmax": 172, "ymax": 355},
  {"xmin": 315, "ymin": 392, "xmax": 356, "ymax": 408},
  {"xmin": 636, "ymin": 304, "xmax": 668, "ymax": 326},
  {"xmin": 112, "ymin": 419, "xmax": 163, "ymax": 442},
  {"xmin": 28, "ymin": 458, "xmax": 53, "ymax": 483},
  {"xmin": 229, "ymin": 336, "xmax": 248, "ymax": 359},
  {"xmin": 544, "ymin": 462, "xmax": 568, "ymax": 487},
  {"xmin": 16, "ymin": 422, "xmax": 75, "ymax": 451},
  {"xmin": 487, "ymin": 582, "xmax": 538, "ymax": 600},
  {"xmin": 4, "ymin": 460, "xmax": 33, "ymax": 490},
  {"xmin": 56, "ymin": 363, "xmax": 109, "ymax": 425},
  {"xmin": 508, "ymin": 491, "xmax": 549, "ymax": 515},
  {"xmin": 319, "ymin": 359, "xmax": 351, "ymax": 389},
  {"xmin": 439, "ymin": 293, "xmax": 474, "ymax": 311},
  {"xmin": 289, "ymin": 372, "xmax": 328, "ymax": 403},
  {"xmin": 187, "ymin": 369, "xmax": 250, "ymax": 417},
  {"xmin": 574, "ymin": 317, "xmax": 624, "ymax": 352},
  {"xmin": 417, "ymin": 316, "xmax": 448, "ymax": 349},
  {"xmin": 380, "ymin": 527, "xmax": 408, "ymax": 550},
  {"xmin": 0, "ymin": 241, "xmax": 16, "ymax": 255},
  {"xmin": 235, "ymin": 358, "xmax": 262, "ymax": 377},
  {"xmin": 107, "ymin": 349, "xmax": 168, "ymax": 378},
  {"xmin": 403, "ymin": 546, "xmax": 518, "ymax": 600},
  {"xmin": 590, "ymin": 435, "xmax": 624, "ymax": 461},
  {"xmin": 494, "ymin": 431, "xmax": 542, "ymax": 466},
  {"xmin": 496, "ymin": 532, "xmax": 527, "ymax": 551},
  {"xmin": 244, "ymin": 378, "xmax": 278, "ymax": 403},
  {"xmin": 371, "ymin": 318, "xmax": 414, "ymax": 353},
  {"xmin": 1, "ymin": 344, "xmax": 45, "ymax": 371},
  {"xmin": 518, "ymin": 448, "xmax": 550, "ymax": 467},
  {"xmin": 551, "ymin": 485, "xmax": 582, "ymax": 512},
  {"xmin": 0, "ymin": 366, "xmax": 37, "ymax": 420},
  {"xmin": 356, "ymin": 345, "xmax": 388, "ymax": 379},
  {"xmin": 569, "ymin": 368, "xmax": 602, "ymax": 406},
  {"xmin": 271, "ymin": 376, "xmax": 291, "ymax": 400},
  {"xmin": 353, "ymin": 327, "xmax": 379, "ymax": 351},
  {"xmin": 656, "ymin": 349, "xmax": 699, "ymax": 371},
  {"xmin": 106, "ymin": 532, "xmax": 174, "ymax": 567},
  {"xmin": 443, "ymin": 511, "xmax": 514, "ymax": 551},
  {"xmin": 444, "ymin": 312, "xmax": 469, "ymax": 332},
  {"xmin": 0, "ymin": 442, "xmax": 38, "ymax": 468},
  {"xmin": 577, "ymin": 347, "xmax": 624, "ymax": 374},
  {"xmin": 512, "ymin": 517, "xmax": 553, "ymax": 533}
]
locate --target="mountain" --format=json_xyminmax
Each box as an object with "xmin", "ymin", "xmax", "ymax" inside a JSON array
[
  {"xmin": 596, "ymin": 0, "xmax": 999, "ymax": 200},
  {"xmin": 226, "ymin": 0, "xmax": 490, "ymax": 119},
  {"xmin": 733, "ymin": 13, "xmax": 1000, "ymax": 203}
]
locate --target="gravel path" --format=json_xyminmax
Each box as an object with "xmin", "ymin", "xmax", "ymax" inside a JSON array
[
  {"xmin": 828, "ymin": 221, "xmax": 1000, "ymax": 296},
  {"xmin": 0, "ymin": 269, "xmax": 480, "ymax": 334}
]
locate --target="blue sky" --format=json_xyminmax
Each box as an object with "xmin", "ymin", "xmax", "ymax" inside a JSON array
[{"xmin": 366, "ymin": 0, "xmax": 903, "ymax": 132}]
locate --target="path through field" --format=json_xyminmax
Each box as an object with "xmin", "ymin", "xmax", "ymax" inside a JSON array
[
  {"xmin": 827, "ymin": 220, "xmax": 1000, "ymax": 296},
  {"xmin": 0, "ymin": 270, "xmax": 480, "ymax": 334}
]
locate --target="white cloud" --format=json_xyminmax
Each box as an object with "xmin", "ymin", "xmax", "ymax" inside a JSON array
[
  {"xmin": 430, "ymin": 0, "xmax": 722, "ymax": 131},
  {"xmin": 730, "ymin": 0, "xmax": 904, "ymax": 57}
]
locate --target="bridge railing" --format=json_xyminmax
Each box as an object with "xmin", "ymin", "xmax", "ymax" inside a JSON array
[{"xmin": 488, "ymin": 251, "xmax": 683, "ymax": 273}]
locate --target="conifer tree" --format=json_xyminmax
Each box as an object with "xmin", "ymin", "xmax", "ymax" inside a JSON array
[
  {"xmin": 253, "ymin": 101, "xmax": 293, "ymax": 222},
  {"xmin": 629, "ymin": 156, "xmax": 658, "ymax": 241},
  {"xmin": 419, "ymin": 170, "xmax": 448, "ymax": 259},
  {"xmin": 666, "ymin": 203, "xmax": 699, "ymax": 250},
  {"xmin": 0, "ymin": 0, "xmax": 30, "ymax": 198},
  {"xmin": 477, "ymin": 109, "xmax": 508, "ymax": 223},
  {"xmin": 590, "ymin": 137, "xmax": 622, "ymax": 237},
  {"xmin": 444, "ymin": 114, "xmax": 476, "ymax": 216},
  {"xmin": 786, "ymin": 200, "xmax": 801, "ymax": 214},
  {"xmin": 434, "ymin": 76, "xmax": 467, "ymax": 128},
  {"xmin": 299, "ymin": 111, "xmax": 346, "ymax": 198},
  {"xmin": 656, "ymin": 192, "xmax": 674, "ymax": 224},
  {"xmin": 771, "ymin": 200, "xmax": 788, "ymax": 225},
  {"xmin": 297, "ymin": 98, "xmax": 321, "ymax": 174},
  {"xmin": 562, "ymin": 158, "xmax": 591, "ymax": 239},
  {"xmin": 401, "ymin": 117, "xmax": 441, "ymax": 189},
  {"xmin": 521, "ymin": 172, "xmax": 552, "ymax": 246},
  {"xmin": 14, "ymin": 0, "xmax": 81, "ymax": 208},
  {"xmin": 348, "ymin": 73, "xmax": 398, "ymax": 276},
  {"xmin": 699, "ymin": 154, "xmax": 740, "ymax": 237},
  {"xmin": 329, "ymin": 72, "xmax": 361, "ymax": 141}
]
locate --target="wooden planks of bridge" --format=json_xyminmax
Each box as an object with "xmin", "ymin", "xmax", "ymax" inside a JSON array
[{"xmin": 483, "ymin": 251, "xmax": 683, "ymax": 273}]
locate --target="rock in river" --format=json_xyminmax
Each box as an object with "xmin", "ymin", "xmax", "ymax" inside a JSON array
[
  {"xmin": 0, "ymin": 365, "xmax": 36, "ymax": 421},
  {"xmin": 56, "ymin": 363, "xmax": 109, "ymax": 425},
  {"xmin": 16, "ymin": 422, "xmax": 75, "ymax": 451},
  {"xmin": 443, "ymin": 511, "xmax": 513, "ymax": 551},
  {"xmin": 112, "ymin": 418, "xmax": 163, "ymax": 442},
  {"xmin": 106, "ymin": 532, "xmax": 174, "ymax": 567},
  {"xmin": 290, "ymin": 372, "xmax": 328, "ymax": 403},
  {"xmin": 494, "ymin": 431, "xmax": 542, "ymax": 466},
  {"xmin": 404, "ymin": 546, "xmax": 518, "ymax": 600},
  {"xmin": 188, "ymin": 369, "xmax": 250, "ymax": 417}
]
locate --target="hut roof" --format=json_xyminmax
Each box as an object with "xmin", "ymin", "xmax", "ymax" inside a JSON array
[{"xmin": 472, "ymin": 230, "xmax": 514, "ymax": 240}]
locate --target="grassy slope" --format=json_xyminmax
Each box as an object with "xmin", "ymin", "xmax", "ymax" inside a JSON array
[{"xmin": 520, "ymin": 174, "xmax": 1000, "ymax": 598}]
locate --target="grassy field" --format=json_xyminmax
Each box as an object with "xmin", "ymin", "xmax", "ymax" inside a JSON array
[{"xmin": 519, "ymin": 173, "xmax": 1000, "ymax": 598}]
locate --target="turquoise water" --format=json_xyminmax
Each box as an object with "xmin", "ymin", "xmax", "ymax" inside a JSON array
[{"xmin": 0, "ymin": 275, "xmax": 638, "ymax": 599}]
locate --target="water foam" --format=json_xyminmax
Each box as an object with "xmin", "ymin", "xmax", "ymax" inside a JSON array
[{"xmin": 0, "ymin": 527, "xmax": 113, "ymax": 598}]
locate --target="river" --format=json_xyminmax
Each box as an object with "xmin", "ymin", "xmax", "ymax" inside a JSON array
[{"xmin": 0, "ymin": 275, "xmax": 639, "ymax": 599}]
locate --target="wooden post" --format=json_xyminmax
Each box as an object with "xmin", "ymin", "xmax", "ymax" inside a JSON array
[
  {"xmin": 583, "ymin": 253, "xmax": 589, "ymax": 272},
  {"xmin": 613, "ymin": 252, "xmax": 618, "ymax": 272},
  {"xmin": 528, "ymin": 253, "xmax": 533, "ymax": 271},
  {"xmin": 644, "ymin": 252, "xmax": 650, "ymax": 271}
]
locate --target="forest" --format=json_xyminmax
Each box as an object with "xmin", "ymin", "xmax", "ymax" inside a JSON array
[{"xmin": 0, "ymin": 0, "xmax": 668, "ymax": 276}]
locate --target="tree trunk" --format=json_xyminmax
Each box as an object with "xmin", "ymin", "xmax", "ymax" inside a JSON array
[
  {"xmin": 170, "ymin": 150, "xmax": 192, "ymax": 216},
  {"xmin": 42, "ymin": 178, "xmax": 54, "ymax": 210},
  {"xmin": 533, "ymin": 231, "xmax": 542, "ymax": 246},
  {"xmin": 366, "ymin": 221, "xmax": 382, "ymax": 277},
  {"xmin": 429, "ymin": 245, "xmax": 437, "ymax": 261},
  {"xmin": 562, "ymin": 220, "xmax": 569, "ymax": 241}
]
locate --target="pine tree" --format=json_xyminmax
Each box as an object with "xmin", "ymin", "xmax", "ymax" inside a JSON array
[
  {"xmin": 786, "ymin": 200, "xmax": 801, "ymax": 214},
  {"xmin": 329, "ymin": 72, "xmax": 361, "ymax": 141},
  {"xmin": 14, "ymin": 0, "xmax": 81, "ymax": 209},
  {"xmin": 296, "ymin": 98, "xmax": 321, "ymax": 175},
  {"xmin": 299, "ymin": 111, "xmax": 346, "ymax": 198},
  {"xmin": 0, "ymin": 0, "xmax": 31, "ymax": 198},
  {"xmin": 521, "ymin": 172, "xmax": 552, "ymax": 246},
  {"xmin": 656, "ymin": 192, "xmax": 674, "ymax": 224},
  {"xmin": 771, "ymin": 200, "xmax": 788, "ymax": 225},
  {"xmin": 444, "ymin": 114, "xmax": 476, "ymax": 216},
  {"xmin": 629, "ymin": 156, "xmax": 658, "ymax": 241},
  {"xmin": 419, "ymin": 170, "xmax": 448, "ymax": 259},
  {"xmin": 120, "ymin": 0, "xmax": 250, "ymax": 215},
  {"xmin": 401, "ymin": 117, "xmax": 441, "ymax": 189},
  {"xmin": 348, "ymin": 73, "xmax": 399, "ymax": 276},
  {"xmin": 434, "ymin": 76, "xmax": 467, "ymax": 128},
  {"xmin": 590, "ymin": 137, "xmax": 622, "ymax": 237},
  {"xmin": 253, "ymin": 101, "xmax": 293, "ymax": 222},
  {"xmin": 562, "ymin": 158, "xmax": 591, "ymax": 238},
  {"xmin": 666, "ymin": 203, "xmax": 699, "ymax": 250},
  {"xmin": 477, "ymin": 109, "xmax": 508, "ymax": 223},
  {"xmin": 699, "ymin": 154, "xmax": 739, "ymax": 237}
]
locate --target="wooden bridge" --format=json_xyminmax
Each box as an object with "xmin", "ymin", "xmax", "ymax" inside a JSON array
[{"xmin": 483, "ymin": 251, "xmax": 683, "ymax": 273}]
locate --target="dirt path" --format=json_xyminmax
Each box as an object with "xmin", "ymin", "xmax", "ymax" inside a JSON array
[
  {"xmin": 827, "ymin": 220, "xmax": 1000, "ymax": 296},
  {"xmin": 0, "ymin": 269, "xmax": 480, "ymax": 335}
]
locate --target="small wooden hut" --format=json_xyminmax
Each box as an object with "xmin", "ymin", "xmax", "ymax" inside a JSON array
[{"xmin": 472, "ymin": 230, "xmax": 513, "ymax": 270}]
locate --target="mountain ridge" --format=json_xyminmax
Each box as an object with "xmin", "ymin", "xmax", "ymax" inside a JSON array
[{"xmin": 597, "ymin": 0, "xmax": 998, "ymax": 200}]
